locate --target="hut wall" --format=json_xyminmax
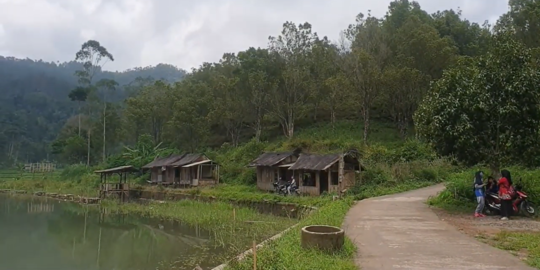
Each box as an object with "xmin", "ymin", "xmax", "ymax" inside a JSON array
[
  {"xmin": 256, "ymin": 166, "xmax": 276, "ymax": 191},
  {"xmin": 179, "ymin": 167, "xmax": 192, "ymax": 185},
  {"xmin": 198, "ymin": 164, "xmax": 217, "ymax": 186},
  {"xmin": 165, "ymin": 168, "xmax": 176, "ymax": 183},
  {"xmin": 296, "ymin": 170, "xmax": 320, "ymax": 196},
  {"xmin": 341, "ymin": 170, "xmax": 356, "ymax": 190},
  {"xmin": 150, "ymin": 168, "xmax": 160, "ymax": 182},
  {"xmin": 328, "ymin": 163, "xmax": 340, "ymax": 193}
]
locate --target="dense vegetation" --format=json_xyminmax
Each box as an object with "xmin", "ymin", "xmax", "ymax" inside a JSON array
[
  {"xmin": 3, "ymin": 0, "xmax": 540, "ymax": 184},
  {"xmin": 0, "ymin": 56, "xmax": 186, "ymax": 166},
  {"xmin": 4, "ymin": 0, "xmax": 540, "ymax": 268}
]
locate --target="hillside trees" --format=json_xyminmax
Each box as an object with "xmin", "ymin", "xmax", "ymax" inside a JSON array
[
  {"xmin": 414, "ymin": 34, "xmax": 540, "ymax": 170},
  {"xmin": 42, "ymin": 0, "xmax": 540, "ymax": 169}
]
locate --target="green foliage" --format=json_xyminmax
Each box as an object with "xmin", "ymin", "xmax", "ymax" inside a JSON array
[
  {"xmin": 415, "ymin": 33, "xmax": 540, "ymax": 168},
  {"xmin": 59, "ymin": 164, "xmax": 92, "ymax": 182}
]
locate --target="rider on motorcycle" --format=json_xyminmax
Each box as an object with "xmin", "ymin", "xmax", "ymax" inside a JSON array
[{"xmin": 287, "ymin": 176, "xmax": 297, "ymax": 194}]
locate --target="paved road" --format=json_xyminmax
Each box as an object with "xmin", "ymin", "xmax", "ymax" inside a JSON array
[{"xmin": 342, "ymin": 184, "xmax": 535, "ymax": 270}]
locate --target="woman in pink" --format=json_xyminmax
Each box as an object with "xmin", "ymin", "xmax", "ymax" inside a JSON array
[{"xmin": 498, "ymin": 169, "xmax": 513, "ymax": 220}]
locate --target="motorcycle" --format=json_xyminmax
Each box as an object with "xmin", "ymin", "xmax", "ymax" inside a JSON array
[
  {"xmin": 285, "ymin": 183, "xmax": 300, "ymax": 196},
  {"xmin": 273, "ymin": 181, "xmax": 287, "ymax": 195},
  {"xmin": 485, "ymin": 179, "xmax": 536, "ymax": 217}
]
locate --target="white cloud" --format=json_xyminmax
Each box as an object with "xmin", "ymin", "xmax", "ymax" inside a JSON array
[{"xmin": 0, "ymin": 0, "xmax": 510, "ymax": 71}]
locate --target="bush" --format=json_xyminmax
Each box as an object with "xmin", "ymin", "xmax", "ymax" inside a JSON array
[{"xmin": 59, "ymin": 164, "xmax": 92, "ymax": 182}]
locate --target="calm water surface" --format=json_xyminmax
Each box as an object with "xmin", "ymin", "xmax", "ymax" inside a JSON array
[{"xmin": 0, "ymin": 194, "xmax": 228, "ymax": 270}]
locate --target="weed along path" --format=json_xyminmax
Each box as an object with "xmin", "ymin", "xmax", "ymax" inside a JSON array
[{"xmin": 342, "ymin": 184, "xmax": 536, "ymax": 270}]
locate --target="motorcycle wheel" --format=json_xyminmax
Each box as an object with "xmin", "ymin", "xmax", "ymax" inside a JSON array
[{"xmin": 521, "ymin": 201, "xmax": 536, "ymax": 217}]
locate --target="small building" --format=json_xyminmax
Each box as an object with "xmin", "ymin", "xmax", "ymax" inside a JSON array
[
  {"xmin": 142, "ymin": 155, "xmax": 184, "ymax": 185},
  {"xmin": 247, "ymin": 149, "xmax": 301, "ymax": 192},
  {"xmin": 288, "ymin": 150, "xmax": 362, "ymax": 196},
  {"xmin": 142, "ymin": 153, "xmax": 219, "ymax": 187},
  {"xmin": 170, "ymin": 153, "xmax": 220, "ymax": 187},
  {"xmin": 95, "ymin": 165, "xmax": 138, "ymax": 201}
]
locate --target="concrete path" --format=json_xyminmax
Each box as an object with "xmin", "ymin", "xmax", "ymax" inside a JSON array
[{"xmin": 342, "ymin": 184, "xmax": 536, "ymax": 270}]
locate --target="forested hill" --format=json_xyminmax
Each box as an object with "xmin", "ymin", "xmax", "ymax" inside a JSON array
[{"xmin": 0, "ymin": 56, "xmax": 186, "ymax": 165}]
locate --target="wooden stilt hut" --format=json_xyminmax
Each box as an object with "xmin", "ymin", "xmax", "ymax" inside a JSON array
[{"xmin": 95, "ymin": 165, "xmax": 138, "ymax": 202}]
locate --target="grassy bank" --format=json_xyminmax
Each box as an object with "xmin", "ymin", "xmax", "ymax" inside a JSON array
[
  {"xmin": 490, "ymin": 231, "xmax": 540, "ymax": 268},
  {"xmin": 226, "ymin": 198, "xmax": 356, "ymax": 270}
]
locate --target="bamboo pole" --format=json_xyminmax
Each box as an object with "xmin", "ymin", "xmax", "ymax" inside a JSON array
[{"xmin": 253, "ymin": 240, "xmax": 257, "ymax": 270}]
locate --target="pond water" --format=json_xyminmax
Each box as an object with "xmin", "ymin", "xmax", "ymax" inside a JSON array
[{"xmin": 0, "ymin": 194, "xmax": 230, "ymax": 270}]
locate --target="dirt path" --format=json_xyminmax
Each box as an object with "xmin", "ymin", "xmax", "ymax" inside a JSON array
[{"xmin": 342, "ymin": 184, "xmax": 537, "ymax": 270}]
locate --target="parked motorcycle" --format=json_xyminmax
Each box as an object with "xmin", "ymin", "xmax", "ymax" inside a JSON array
[
  {"xmin": 273, "ymin": 181, "xmax": 287, "ymax": 195},
  {"xmin": 485, "ymin": 179, "xmax": 536, "ymax": 217},
  {"xmin": 285, "ymin": 184, "xmax": 300, "ymax": 196}
]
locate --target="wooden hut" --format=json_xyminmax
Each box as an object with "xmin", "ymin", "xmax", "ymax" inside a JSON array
[
  {"xmin": 248, "ymin": 149, "xmax": 301, "ymax": 192},
  {"xmin": 170, "ymin": 153, "xmax": 219, "ymax": 187},
  {"xmin": 288, "ymin": 150, "xmax": 362, "ymax": 196},
  {"xmin": 95, "ymin": 165, "xmax": 138, "ymax": 201},
  {"xmin": 142, "ymin": 153, "xmax": 219, "ymax": 187},
  {"xmin": 142, "ymin": 155, "xmax": 184, "ymax": 186}
]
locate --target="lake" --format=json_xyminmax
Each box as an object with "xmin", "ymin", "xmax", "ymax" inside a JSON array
[{"xmin": 0, "ymin": 194, "xmax": 231, "ymax": 270}]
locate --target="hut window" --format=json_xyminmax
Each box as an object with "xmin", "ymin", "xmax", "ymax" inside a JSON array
[
  {"xmin": 331, "ymin": 172, "xmax": 339, "ymax": 185},
  {"xmin": 302, "ymin": 172, "xmax": 316, "ymax": 186},
  {"xmin": 202, "ymin": 166, "xmax": 213, "ymax": 178},
  {"xmin": 175, "ymin": 168, "xmax": 180, "ymax": 178}
]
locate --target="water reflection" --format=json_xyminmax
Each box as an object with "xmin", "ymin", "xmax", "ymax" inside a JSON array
[{"xmin": 0, "ymin": 194, "xmax": 227, "ymax": 270}]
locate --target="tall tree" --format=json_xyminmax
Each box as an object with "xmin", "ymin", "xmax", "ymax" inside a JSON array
[
  {"xmin": 237, "ymin": 48, "xmax": 277, "ymax": 142},
  {"xmin": 495, "ymin": 0, "xmax": 540, "ymax": 48},
  {"xmin": 268, "ymin": 22, "xmax": 317, "ymax": 138},
  {"xmin": 415, "ymin": 34, "xmax": 540, "ymax": 170},
  {"xmin": 73, "ymin": 40, "xmax": 114, "ymax": 166},
  {"xmin": 68, "ymin": 87, "xmax": 89, "ymax": 136},
  {"xmin": 343, "ymin": 13, "xmax": 389, "ymax": 144},
  {"xmin": 96, "ymin": 78, "xmax": 119, "ymax": 162}
]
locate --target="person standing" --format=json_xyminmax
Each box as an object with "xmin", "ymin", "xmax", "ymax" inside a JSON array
[
  {"xmin": 498, "ymin": 170, "xmax": 513, "ymax": 220},
  {"xmin": 473, "ymin": 171, "xmax": 486, "ymax": 217}
]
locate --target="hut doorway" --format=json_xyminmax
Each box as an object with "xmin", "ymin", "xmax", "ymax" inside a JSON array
[{"xmin": 320, "ymin": 171, "xmax": 329, "ymax": 194}]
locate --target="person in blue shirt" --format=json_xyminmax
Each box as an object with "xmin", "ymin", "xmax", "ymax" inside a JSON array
[{"xmin": 473, "ymin": 171, "xmax": 486, "ymax": 217}]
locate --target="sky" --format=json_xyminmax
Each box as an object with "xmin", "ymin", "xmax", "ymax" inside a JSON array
[{"xmin": 0, "ymin": 0, "xmax": 510, "ymax": 72}]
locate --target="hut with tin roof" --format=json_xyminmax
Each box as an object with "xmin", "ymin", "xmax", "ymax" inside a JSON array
[
  {"xmin": 288, "ymin": 150, "xmax": 362, "ymax": 196},
  {"xmin": 247, "ymin": 149, "xmax": 301, "ymax": 192}
]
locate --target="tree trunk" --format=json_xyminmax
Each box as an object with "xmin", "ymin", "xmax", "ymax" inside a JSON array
[
  {"xmin": 330, "ymin": 108, "xmax": 336, "ymax": 131},
  {"xmin": 254, "ymin": 118, "xmax": 262, "ymax": 143},
  {"xmin": 78, "ymin": 101, "xmax": 81, "ymax": 137},
  {"xmin": 286, "ymin": 108, "xmax": 294, "ymax": 138},
  {"xmin": 362, "ymin": 107, "xmax": 370, "ymax": 145},
  {"xmin": 102, "ymin": 102, "xmax": 106, "ymax": 163},
  {"xmin": 253, "ymin": 108, "xmax": 263, "ymax": 142},
  {"xmin": 87, "ymin": 128, "xmax": 91, "ymax": 166}
]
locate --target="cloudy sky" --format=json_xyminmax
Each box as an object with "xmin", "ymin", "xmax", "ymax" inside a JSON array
[{"xmin": 0, "ymin": 0, "xmax": 509, "ymax": 71}]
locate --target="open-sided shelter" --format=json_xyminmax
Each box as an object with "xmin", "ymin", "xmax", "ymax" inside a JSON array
[{"xmin": 95, "ymin": 165, "xmax": 138, "ymax": 201}]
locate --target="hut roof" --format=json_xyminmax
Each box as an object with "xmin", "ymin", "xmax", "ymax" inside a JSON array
[
  {"xmin": 288, "ymin": 153, "xmax": 341, "ymax": 171},
  {"xmin": 142, "ymin": 155, "xmax": 184, "ymax": 169},
  {"xmin": 170, "ymin": 153, "xmax": 207, "ymax": 167},
  {"xmin": 248, "ymin": 151, "xmax": 298, "ymax": 167},
  {"xmin": 94, "ymin": 165, "xmax": 137, "ymax": 174}
]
